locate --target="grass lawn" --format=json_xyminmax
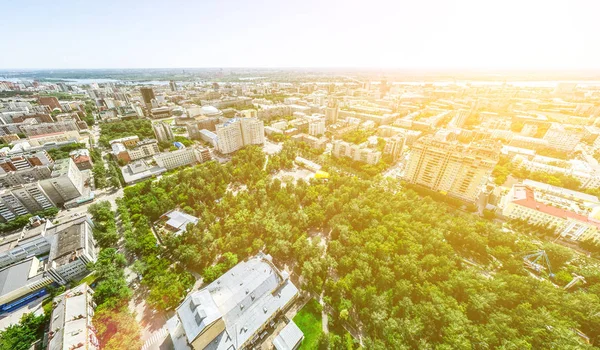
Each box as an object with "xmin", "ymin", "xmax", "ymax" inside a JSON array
[
  {"xmin": 293, "ymin": 299, "xmax": 323, "ymax": 350},
  {"xmin": 75, "ymin": 272, "xmax": 97, "ymax": 287}
]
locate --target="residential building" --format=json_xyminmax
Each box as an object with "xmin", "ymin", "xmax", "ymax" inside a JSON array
[
  {"xmin": 20, "ymin": 120, "xmax": 81, "ymax": 137},
  {"xmin": 166, "ymin": 253, "xmax": 300, "ymax": 350},
  {"xmin": 38, "ymin": 96, "xmax": 61, "ymax": 111},
  {"xmin": 542, "ymin": 123, "xmax": 585, "ymax": 152},
  {"xmin": 153, "ymin": 122, "xmax": 174, "ymax": 143},
  {"xmin": 332, "ymin": 140, "xmax": 381, "ymax": 165},
  {"xmin": 403, "ymin": 136, "xmax": 500, "ymax": 203},
  {"xmin": 291, "ymin": 134, "xmax": 327, "ymax": 150},
  {"xmin": 140, "ymin": 87, "xmax": 156, "ymax": 105},
  {"xmin": 216, "ymin": 118, "xmax": 265, "ymax": 154},
  {"xmin": 69, "ymin": 149, "xmax": 93, "ymax": 170},
  {"xmin": 48, "ymin": 283, "xmax": 99, "ymax": 350},
  {"xmin": 308, "ymin": 119, "xmax": 325, "ymax": 136},
  {"xmin": 384, "ymin": 134, "xmax": 405, "ymax": 162}
]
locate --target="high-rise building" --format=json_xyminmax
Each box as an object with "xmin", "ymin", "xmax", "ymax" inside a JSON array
[
  {"xmin": 308, "ymin": 119, "xmax": 326, "ymax": 136},
  {"xmin": 39, "ymin": 158, "xmax": 84, "ymax": 205},
  {"xmin": 384, "ymin": 134, "xmax": 405, "ymax": 162},
  {"xmin": 169, "ymin": 80, "xmax": 178, "ymax": 92},
  {"xmin": 153, "ymin": 122, "xmax": 174, "ymax": 143},
  {"xmin": 325, "ymin": 100, "xmax": 339, "ymax": 125},
  {"xmin": 216, "ymin": 118, "xmax": 264, "ymax": 154},
  {"xmin": 140, "ymin": 87, "xmax": 156, "ymax": 105},
  {"xmin": 403, "ymin": 136, "xmax": 500, "ymax": 203}
]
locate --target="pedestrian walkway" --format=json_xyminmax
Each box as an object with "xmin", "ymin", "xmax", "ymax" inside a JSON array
[{"xmin": 141, "ymin": 326, "xmax": 168, "ymax": 350}]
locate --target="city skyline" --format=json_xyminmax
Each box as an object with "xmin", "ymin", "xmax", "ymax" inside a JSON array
[{"xmin": 1, "ymin": 0, "xmax": 599, "ymax": 70}]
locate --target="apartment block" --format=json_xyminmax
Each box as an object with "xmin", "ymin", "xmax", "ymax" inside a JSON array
[
  {"xmin": 39, "ymin": 158, "xmax": 84, "ymax": 206},
  {"xmin": 153, "ymin": 122, "xmax": 174, "ymax": 143},
  {"xmin": 20, "ymin": 120, "xmax": 81, "ymax": 137},
  {"xmin": 331, "ymin": 140, "xmax": 381, "ymax": 165},
  {"xmin": 403, "ymin": 136, "xmax": 500, "ymax": 203},
  {"xmin": 542, "ymin": 123, "xmax": 585, "ymax": 152},
  {"xmin": 216, "ymin": 118, "xmax": 265, "ymax": 154}
]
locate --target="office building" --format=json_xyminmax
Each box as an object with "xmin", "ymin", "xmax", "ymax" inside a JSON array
[
  {"xmin": 216, "ymin": 118, "xmax": 265, "ymax": 154},
  {"xmin": 0, "ymin": 165, "xmax": 52, "ymax": 187},
  {"xmin": 48, "ymin": 283, "xmax": 99, "ymax": 350},
  {"xmin": 166, "ymin": 253, "xmax": 300, "ymax": 350},
  {"xmin": 112, "ymin": 139, "xmax": 160, "ymax": 164},
  {"xmin": 46, "ymin": 216, "xmax": 98, "ymax": 284},
  {"xmin": 0, "ymin": 150, "xmax": 54, "ymax": 173},
  {"xmin": 153, "ymin": 122, "xmax": 174, "ymax": 143},
  {"xmin": 403, "ymin": 136, "xmax": 500, "ymax": 203}
]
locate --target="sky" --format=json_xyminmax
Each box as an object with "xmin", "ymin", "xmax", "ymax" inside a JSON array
[{"xmin": 0, "ymin": 0, "xmax": 598, "ymax": 70}]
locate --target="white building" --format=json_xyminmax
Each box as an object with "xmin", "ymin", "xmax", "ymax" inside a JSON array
[
  {"xmin": 154, "ymin": 147, "xmax": 211, "ymax": 170},
  {"xmin": 216, "ymin": 118, "xmax": 265, "ymax": 154},
  {"xmin": 331, "ymin": 140, "xmax": 381, "ymax": 165},
  {"xmin": 166, "ymin": 253, "xmax": 299, "ymax": 350},
  {"xmin": 153, "ymin": 122, "xmax": 174, "ymax": 143},
  {"xmin": 48, "ymin": 283, "xmax": 99, "ymax": 350}
]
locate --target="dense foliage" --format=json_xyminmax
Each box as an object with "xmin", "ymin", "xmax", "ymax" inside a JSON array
[
  {"xmin": 0, "ymin": 313, "xmax": 48, "ymax": 350},
  {"xmin": 0, "ymin": 207, "xmax": 58, "ymax": 233},
  {"xmin": 47, "ymin": 142, "xmax": 86, "ymax": 160},
  {"xmin": 99, "ymin": 119, "xmax": 154, "ymax": 147},
  {"xmin": 88, "ymin": 201, "xmax": 141, "ymax": 349},
  {"xmin": 117, "ymin": 145, "xmax": 600, "ymax": 348}
]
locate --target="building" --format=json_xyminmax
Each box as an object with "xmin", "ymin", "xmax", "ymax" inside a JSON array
[
  {"xmin": 46, "ymin": 216, "xmax": 97, "ymax": 284},
  {"xmin": 403, "ymin": 136, "xmax": 500, "ymax": 203},
  {"xmin": 38, "ymin": 96, "xmax": 61, "ymax": 111},
  {"xmin": 154, "ymin": 210, "xmax": 199, "ymax": 237},
  {"xmin": 331, "ymin": 140, "xmax": 381, "ymax": 165},
  {"xmin": 151, "ymin": 107, "xmax": 171, "ymax": 119},
  {"xmin": 69, "ymin": 149, "xmax": 93, "ymax": 170},
  {"xmin": 0, "ymin": 150, "xmax": 54, "ymax": 173},
  {"xmin": 0, "ymin": 165, "xmax": 52, "ymax": 187},
  {"xmin": 48, "ymin": 283, "xmax": 99, "ymax": 350},
  {"xmin": 216, "ymin": 118, "xmax": 265, "ymax": 154},
  {"xmin": 166, "ymin": 253, "xmax": 300, "ymax": 350},
  {"xmin": 0, "ymin": 216, "xmax": 98, "ymax": 312},
  {"xmin": 121, "ymin": 160, "xmax": 167, "ymax": 185},
  {"xmin": 154, "ymin": 147, "xmax": 211, "ymax": 170},
  {"xmin": 153, "ymin": 122, "xmax": 174, "ymax": 143},
  {"xmin": 384, "ymin": 134, "xmax": 405, "ymax": 162},
  {"xmin": 290, "ymin": 134, "xmax": 327, "ymax": 150},
  {"xmin": 109, "ymin": 135, "xmax": 139, "ymax": 148},
  {"xmin": 542, "ymin": 123, "xmax": 585, "ymax": 152},
  {"xmin": 112, "ymin": 139, "xmax": 160, "ymax": 164},
  {"xmin": 273, "ymin": 321, "xmax": 304, "ymax": 350},
  {"xmin": 20, "ymin": 120, "xmax": 81, "ymax": 137},
  {"xmin": 308, "ymin": 119, "xmax": 325, "ymax": 136},
  {"xmin": 169, "ymin": 80, "xmax": 178, "ymax": 92},
  {"xmin": 140, "ymin": 87, "xmax": 156, "ymax": 105},
  {"xmin": 39, "ymin": 158, "xmax": 84, "ymax": 206},
  {"xmin": 500, "ymin": 182, "xmax": 600, "ymax": 241}
]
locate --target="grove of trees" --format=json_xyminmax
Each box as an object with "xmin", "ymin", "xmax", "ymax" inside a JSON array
[{"xmin": 115, "ymin": 145, "xmax": 600, "ymax": 348}]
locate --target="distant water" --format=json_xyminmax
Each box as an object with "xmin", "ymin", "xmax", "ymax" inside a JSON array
[{"xmin": 1, "ymin": 77, "xmax": 169, "ymax": 85}]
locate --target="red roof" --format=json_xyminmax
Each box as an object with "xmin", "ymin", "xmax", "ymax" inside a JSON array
[
  {"xmin": 514, "ymin": 187, "xmax": 600, "ymax": 228},
  {"xmin": 72, "ymin": 155, "xmax": 90, "ymax": 163}
]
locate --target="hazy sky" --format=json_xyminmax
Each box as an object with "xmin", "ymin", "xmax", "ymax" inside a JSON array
[{"xmin": 1, "ymin": 0, "xmax": 598, "ymax": 69}]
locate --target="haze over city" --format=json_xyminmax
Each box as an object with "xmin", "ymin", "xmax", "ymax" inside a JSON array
[{"xmin": 2, "ymin": 0, "xmax": 600, "ymax": 69}]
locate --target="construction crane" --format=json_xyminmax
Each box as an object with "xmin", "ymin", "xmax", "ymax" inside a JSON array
[
  {"xmin": 564, "ymin": 275, "xmax": 587, "ymax": 290},
  {"xmin": 522, "ymin": 250, "xmax": 554, "ymax": 278}
]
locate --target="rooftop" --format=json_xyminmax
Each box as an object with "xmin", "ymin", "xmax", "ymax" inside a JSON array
[{"xmin": 273, "ymin": 321, "xmax": 304, "ymax": 350}]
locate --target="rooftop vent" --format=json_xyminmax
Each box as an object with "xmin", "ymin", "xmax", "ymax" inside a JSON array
[
  {"xmin": 194, "ymin": 309, "xmax": 207, "ymax": 325},
  {"xmin": 263, "ymin": 307, "xmax": 268, "ymax": 313}
]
